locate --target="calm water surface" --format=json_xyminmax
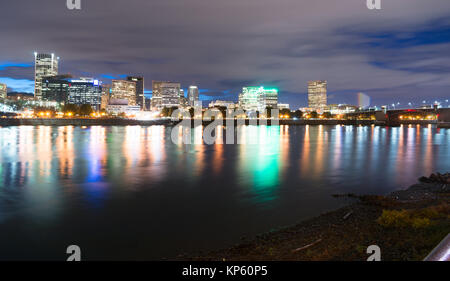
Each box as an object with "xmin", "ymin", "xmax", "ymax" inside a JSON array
[{"xmin": 0, "ymin": 125, "xmax": 449, "ymax": 260}]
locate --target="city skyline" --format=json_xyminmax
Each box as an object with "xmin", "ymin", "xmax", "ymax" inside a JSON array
[{"xmin": 0, "ymin": 1, "xmax": 449, "ymax": 109}]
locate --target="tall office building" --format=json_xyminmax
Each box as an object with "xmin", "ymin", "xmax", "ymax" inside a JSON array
[
  {"xmin": 179, "ymin": 89, "xmax": 188, "ymax": 107},
  {"xmin": 241, "ymin": 87, "xmax": 260, "ymax": 111},
  {"xmin": 257, "ymin": 88, "xmax": 278, "ymax": 111},
  {"xmin": 101, "ymin": 84, "xmax": 111, "ymax": 110},
  {"xmin": 127, "ymin": 76, "xmax": 144, "ymax": 109},
  {"xmin": 41, "ymin": 75, "xmax": 72, "ymax": 103},
  {"xmin": 241, "ymin": 86, "xmax": 278, "ymax": 111},
  {"xmin": 0, "ymin": 83, "xmax": 7, "ymax": 99},
  {"xmin": 151, "ymin": 81, "xmax": 181, "ymax": 110},
  {"xmin": 111, "ymin": 80, "xmax": 137, "ymax": 106},
  {"xmin": 238, "ymin": 93, "xmax": 244, "ymax": 107},
  {"xmin": 179, "ymin": 89, "xmax": 185, "ymax": 99},
  {"xmin": 188, "ymin": 85, "xmax": 199, "ymax": 106},
  {"xmin": 41, "ymin": 76, "xmax": 102, "ymax": 108},
  {"xmin": 67, "ymin": 78, "xmax": 102, "ymax": 109},
  {"xmin": 34, "ymin": 52, "xmax": 59, "ymax": 100},
  {"xmin": 308, "ymin": 80, "xmax": 327, "ymax": 111}
]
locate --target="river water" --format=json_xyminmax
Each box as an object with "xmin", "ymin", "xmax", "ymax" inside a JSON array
[{"xmin": 0, "ymin": 124, "xmax": 449, "ymax": 260}]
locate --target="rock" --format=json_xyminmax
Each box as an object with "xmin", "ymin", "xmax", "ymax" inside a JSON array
[
  {"xmin": 419, "ymin": 176, "xmax": 430, "ymax": 183},
  {"xmin": 430, "ymin": 173, "xmax": 438, "ymax": 181}
]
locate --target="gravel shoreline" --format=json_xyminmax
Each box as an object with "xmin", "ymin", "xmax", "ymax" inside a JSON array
[{"xmin": 178, "ymin": 173, "xmax": 450, "ymax": 261}]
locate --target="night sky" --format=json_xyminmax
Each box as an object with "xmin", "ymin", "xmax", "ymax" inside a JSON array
[{"xmin": 0, "ymin": 0, "xmax": 449, "ymax": 109}]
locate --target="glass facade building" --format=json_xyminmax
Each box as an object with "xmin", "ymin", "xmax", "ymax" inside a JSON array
[
  {"xmin": 257, "ymin": 88, "xmax": 278, "ymax": 111},
  {"xmin": 127, "ymin": 76, "xmax": 145, "ymax": 109},
  {"xmin": 241, "ymin": 86, "xmax": 278, "ymax": 112},
  {"xmin": 34, "ymin": 53, "xmax": 59, "ymax": 100},
  {"xmin": 41, "ymin": 75, "xmax": 71, "ymax": 103},
  {"xmin": 188, "ymin": 85, "xmax": 199, "ymax": 107},
  {"xmin": 67, "ymin": 78, "xmax": 102, "ymax": 109},
  {"xmin": 41, "ymin": 77, "xmax": 102, "ymax": 109}
]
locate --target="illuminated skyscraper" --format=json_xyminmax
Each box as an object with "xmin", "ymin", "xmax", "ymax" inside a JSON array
[
  {"xmin": 41, "ymin": 76, "xmax": 102, "ymax": 109},
  {"xmin": 41, "ymin": 75, "xmax": 71, "ymax": 103},
  {"xmin": 0, "ymin": 83, "xmax": 7, "ymax": 99},
  {"xmin": 188, "ymin": 85, "xmax": 199, "ymax": 107},
  {"xmin": 111, "ymin": 80, "xmax": 137, "ymax": 106},
  {"xmin": 241, "ymin": 87, "xmax": 260, "ymax": 111},
  {"xmin": 151, "ymin": 81, "xmax": 181, "ymax": 110},
  {"xmin": 257, "ymin": 88, "xmax": 278, "ymax": 111},
  {"xmin": 308, "ymin": 80, "xmax": 327, "ymax": 111},
  {"xmin": 101, "ymin": 84, "xmax": 111, "ymax": 110},
  {"xmin": 127, "ymin": 76, "xmax": 145, "ymax": 109},
  {"xmin": 34, "ymin": 52, "xmax": 59, "ymax": 100},
  {"xmin": 241, "ymin": 86, "xmax": 278, "ymax": 111},
  {"xmin": 67, "ymin": 78, "xmax": 102, "ymax": 109},
  {"xmin": 179, "ymin": 89, "xmax": 188, "ymax": 107}
]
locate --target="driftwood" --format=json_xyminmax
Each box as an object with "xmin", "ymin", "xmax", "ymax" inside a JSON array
[{"xmin": 292, "ymin": 239, "xmax": 322, "ymax": 253}]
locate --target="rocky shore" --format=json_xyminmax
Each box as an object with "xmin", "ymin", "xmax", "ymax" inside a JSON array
[{"xmin": 179, "ymin": 173, "xmax": 450, "ymax": 261}]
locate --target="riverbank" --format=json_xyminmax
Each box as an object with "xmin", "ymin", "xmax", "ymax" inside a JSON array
[
  {"xmin": 0, "ymin": 118, "xmax": 440, "ymax": 127},
  {"xmin": 0, "ymin": 118, "xmax": 172, "ymax": 126},
  {"xmin": 179, "ymin": 173, "xmax": 450, "ymax": 261}
]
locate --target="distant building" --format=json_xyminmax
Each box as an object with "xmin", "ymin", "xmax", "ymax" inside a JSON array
[
  {"xmin": 127, "ymin": 76, "xmax": 145, "ymax": 109},
  {"xmin": 308, "ymin": 80, "xmax": 327, "ymax": 111},
  {"xmin": 6, "ymin": 92, "xmax": 35, "ymax": 101},
  {"xmin": 179, "ymin": 89, "xmax": 189, "ymax": 106},
  {"xmin": 151, "ymin": 81, "xmax": 181, "ymax": 110},
  {"xmin": 111, "ymin": 80, "xmax": 137, "ymax": 106},
  {"xmin": 241, "ymin": 86, "xmax": 278, "ymax": 111},
  {"xmin": 277, "ymin": 104, "xmax": 290, "ymax": 110},
  {"xmin": 67, "ymin": 78, "xmax": 102, "ymax": 109},
  {"xmin": 327, "ymin": 104, "xmax": 358, "ymax": 115},
  {"xmin": 101, "ymin": 84, "xmax": 111, "ymax": 110},
  {"xmin": 41, "ymin": 75, "xmax": 72, "ymax": 103},
  {"xmin": 40, "ymin": 76, "xmax": 102, "ymax": 108},
  {"xmin": 0, "ymin": 83, "xmax": 7, "ymax": 99},
  {"xmin": 145, "ymin": 97, "xmax": 151, "ymax": 111},
  {"xmin": 106, "ymin": 98, "xmax": 141, "ymax": 115},
  {"xmin": 34, "ymin": 52, "xmax": 59, "ymax": 100},
  {"xmin": 209, "ymin": 100, "xmax": 236, "ymax": 109},
  {"xmin": 241, "ymin": 87, "xmax": 259, "ymax": 111},
  {"xmin": 238, "ymin": 93, "xmax": 244, "ymax": 107},
  {"xmin": 257, "ymin": 88, "xmax": 278, "ymax": 111},
  {"xmin": 188, "ymin": 85, "xmax": 199, "ymax": 107}
]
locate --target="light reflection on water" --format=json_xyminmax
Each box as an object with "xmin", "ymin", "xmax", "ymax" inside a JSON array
[{"xmin": 0, "ymin": 125, "xmax": 449, "ymax": 260}]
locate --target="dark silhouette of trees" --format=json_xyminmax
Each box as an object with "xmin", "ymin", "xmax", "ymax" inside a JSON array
[
  {"xmin": 280, "ymin": 108, "xmax": 292, "ymax": 118},
  {"xmin": 310, "ymin": 111, "xmax": 318, "ymax": 118},
  {"xmin": 292, "ymin": 110, "xmax": 303, "ymax": 118},
  {"xmin": 322, "ymin": 112, "xmax": 333, "ymax": 119},
  {"xmin": 79, "ymin": 104, "xmax": 93, "ymax": 116}
]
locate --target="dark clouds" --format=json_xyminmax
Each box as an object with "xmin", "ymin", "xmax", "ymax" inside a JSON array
[{"xmin": 0, "ymin": 0, "xmax": 449, "ymax": 108}]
